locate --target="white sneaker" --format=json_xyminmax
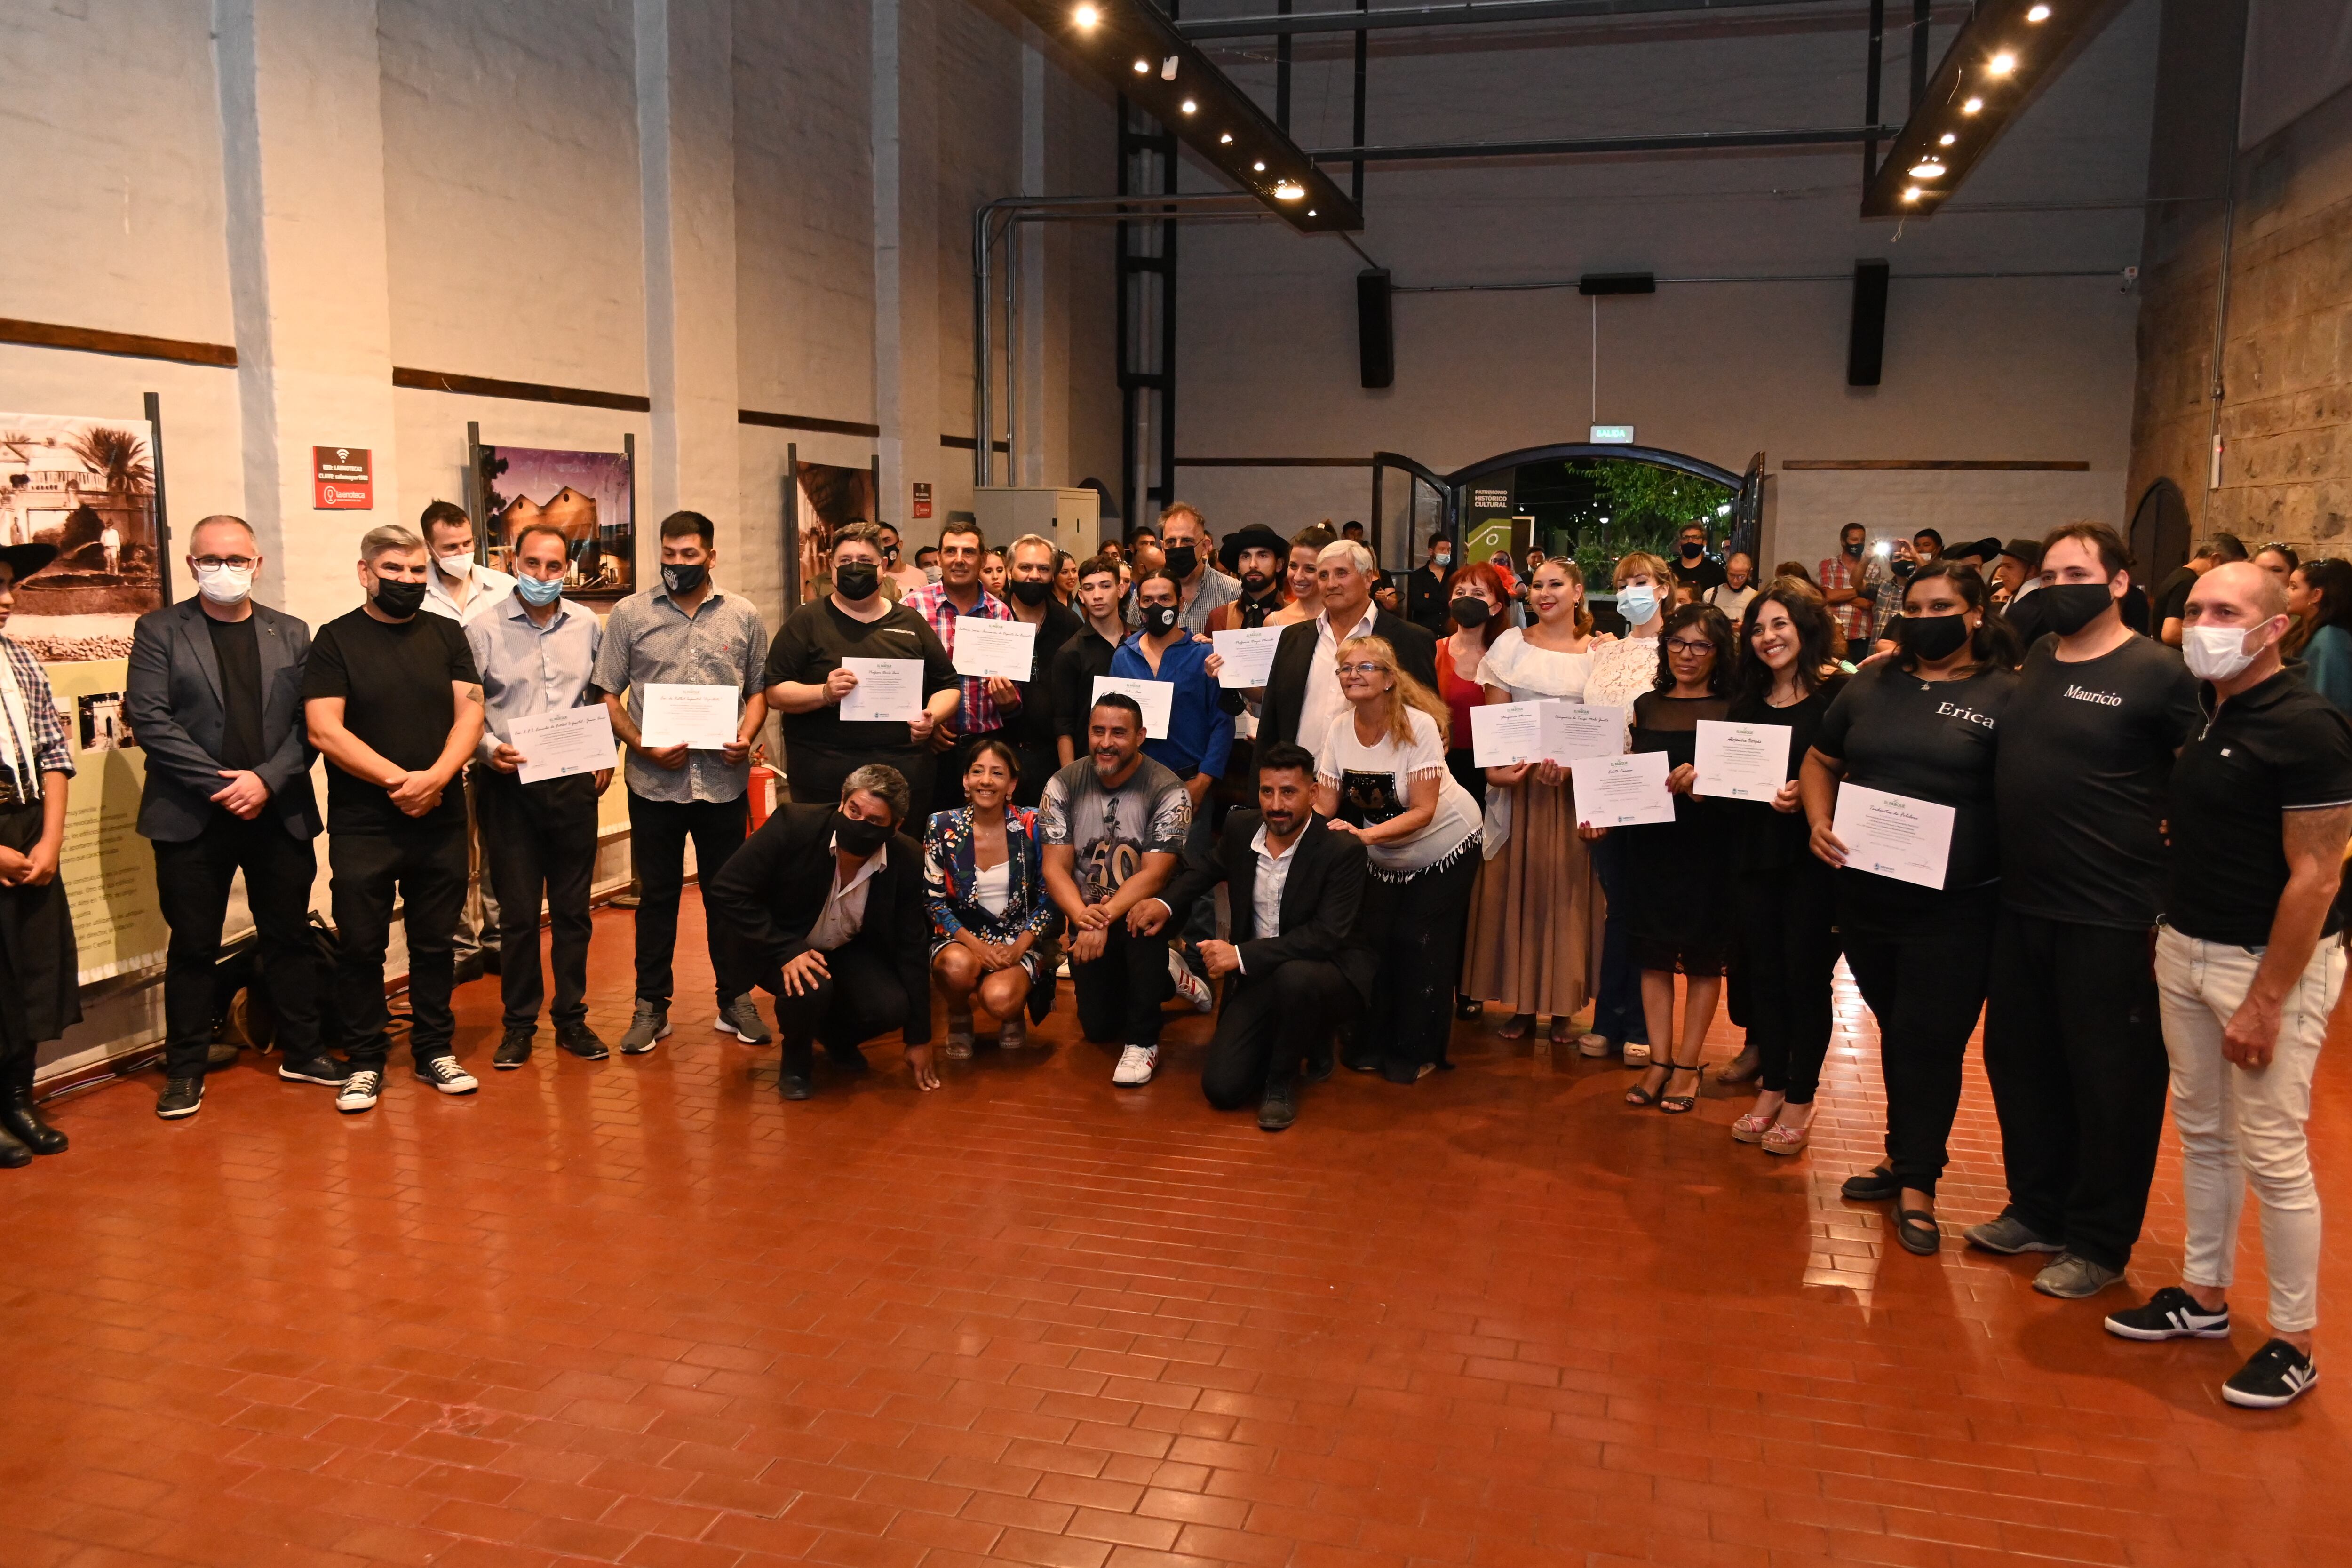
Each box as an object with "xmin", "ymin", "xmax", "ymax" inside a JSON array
[
  {"xmin": 1112, "ymin": 1043, "xmax": 1159, "ymax": 1086},
  {"xmin": 414, "ymin": 1056, "xmax": 479, "ymax": 1095},
  {"xmin": 1168, "ymin": 951, "xmax": 1214, "ymax": 1013},
  {"xmin": 336, "ymin": 1070, "xmax": 382, "ymax": 1114}
]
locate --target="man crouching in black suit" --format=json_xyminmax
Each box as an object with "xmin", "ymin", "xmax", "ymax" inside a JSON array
[
  {"xmin": 1128, "ymin": 742, "xmax": 1373, "ymax": 1131},
  {"xmin": 704, "ymin": 764, "xmax": 937, "ymax": 1100}
]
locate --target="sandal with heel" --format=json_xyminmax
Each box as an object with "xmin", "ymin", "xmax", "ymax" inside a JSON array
[
  {"xmin": 1624, "ymin": 1064, "xmax": 1670, "ymax": 1106},
  {"xmin": 1658, "ymin": 1058, "xmax": 1703, "ymax": 1114}
]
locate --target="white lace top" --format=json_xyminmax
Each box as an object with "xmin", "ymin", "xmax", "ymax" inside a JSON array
[{"xmin": 1472, "ymin": 626, "xmax": 1594, "ymax": 703}]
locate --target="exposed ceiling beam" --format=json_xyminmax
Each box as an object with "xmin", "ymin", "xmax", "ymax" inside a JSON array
[
  {"xmin": 1000, "ymin": 1, "xmax": 1362, "ymax": 232},
  {"xmin": 1178, "ymin": 0, "xmax": 1864, "ymax": 40},
  {"xmin": 1306, "ymin": 124, "xmax": 1895, "ymax": 162}
]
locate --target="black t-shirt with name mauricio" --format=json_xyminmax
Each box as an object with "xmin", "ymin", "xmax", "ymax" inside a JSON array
[
  {"xmin": 1996, "ymin": 635, "xmax": 2200, "ymax": 928},
  {"xmin": 1814, "ymin": 659, "xmax": 2018, "ymax": 893},
  {"xmin": 2167, "ymin": 669, "xmax": 2352, "ymax": 946},
  {"xmin": 300, "ymin": 607, "xmax": 481, "ymax": 832}
]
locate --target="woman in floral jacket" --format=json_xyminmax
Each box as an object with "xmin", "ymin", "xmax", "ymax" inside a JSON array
[{"xmin": 924, "ymin": 739, "xmax": 1060, "ymax": 1055}]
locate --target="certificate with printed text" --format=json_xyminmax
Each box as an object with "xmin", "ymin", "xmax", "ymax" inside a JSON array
[
  {"xmin": 1694, "ymin": 719, "xmax": 1792, "ymax": 802},
  {"xmin": 509, "ymin": 705, "xmax": 617, "ymax": 784},
  {"xmin": 636, "ymin": 684, "xmax": 738, "ymax": 749},
  {"xmin": 1091, "ymin": 676, "xmax": 1174, "ymax": 740},
  {"xmin": 950, "ymin": 618, "xmax": 1038, "ymax": 680},
  {"xmin": 1832, "ymin": 783, "xmax": 1955, "ymax": 889},
  {"xmin": 840, "ymin": 658, "xmax": 925, "ymax": 723},
  {"xmin": 1569, "ymin": 751, "xmax": 1677, "ymax": 828}
]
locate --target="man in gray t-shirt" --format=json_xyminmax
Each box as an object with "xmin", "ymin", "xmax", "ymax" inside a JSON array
[{"xmin": 1038, "ymin": 693, "xmax": 1195, "ymax": 1085}]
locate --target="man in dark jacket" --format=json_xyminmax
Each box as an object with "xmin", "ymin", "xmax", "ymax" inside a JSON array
[
  {"xmin": 1255, "ymin": 541, "xmax": 1438, "ymax": 751},
  {"xmin": 703, "ymin": 764, "xmax": 935, "ymax": 1100},
  {"xmin": 1130, "ymin": 742, "xmax": 1374, "ymax": 1130}
]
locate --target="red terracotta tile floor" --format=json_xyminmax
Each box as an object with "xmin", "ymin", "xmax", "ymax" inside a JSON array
[{"xmin": 6, "ymin": 891, "xmax": 2350, "ymax": 1568}]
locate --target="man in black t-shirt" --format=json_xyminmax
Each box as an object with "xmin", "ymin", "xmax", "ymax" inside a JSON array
[
  {"xmin": 1050, "ymin": 555, "xmax": 1125, "ymax": 766},
  {"xmin": 2153, "ymin": 533, "xmax": 2247, "ymax": 647},
  {"xmin": 999, "ymin": 533, "xmax": 1082, "ymax": 805},
  {"xmin": 1669, "ymin": 522, "xmax": 1726, "ymax": 593},
  {"xmin": 1972, "ymin": 523, "xmax": 2199, "ymax": 1300},
  {"xmin": 2102, "ymin": 561, "xmax": 2352, "ymax": 1409},
  {"xmin": 301, "ymin": 524, "xmax": 486, "ymax": 1114}
]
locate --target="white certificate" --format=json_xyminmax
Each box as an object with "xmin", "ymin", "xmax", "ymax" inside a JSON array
[
  {"xmin": 1832, "ymin": 783, "xmax": 1955, "ymax": 890},
  {"xmin": 1470, "ymin": 700, "xmax": 1546, "ymax": 767},
  {"xmin": 950, "ymin": 617, "xmax": 1038, "ymax": 680},
  {"xmin": 839, "ymin": 657, "xmax": 925, "ymax": 723},
  {"xmin": 1694, "ymin": 719, "xmax": 1793, "ymax": 803},
  {"xmin": 1091, "ymin": 675, "xmax": 1174, "ymax": 740},
  {"xmin": 508, "ymin": 704, "xmax": 616, "ymax": 784},
  {"xmin": 1211, "ymin": 627, "xmax": 1285, "ymax": 688},
  {"xmin": 1541, "ymin": 701, "xmax": 1626, "ymax": 763},
  {"xmin": 636, "ymin": 683, "xmax": 738, "ymax": 749},
  {"xmin": 1570, "ymin": 750, "xmax": 1677, "ymax": 828}
]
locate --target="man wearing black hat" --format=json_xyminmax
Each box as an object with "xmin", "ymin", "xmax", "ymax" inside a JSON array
[
  {"xmin": 1209, "ymin": 525, "xmax": 1292, "ymax": 633},
  {"xmin": 0, "ymin": 541, "xmax": 79, "ymax": 1169},
  {"xmin": 1995, "ymin": 536, "xmax": 2048, "ymax": 645}
]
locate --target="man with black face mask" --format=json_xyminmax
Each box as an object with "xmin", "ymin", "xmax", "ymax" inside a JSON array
[
  {"xmin": 1972, "ymin": 521, "xmax": 2199, "ymax": 1299},
  {"xmin": 704, "ymin": 764, "xmax": 935, "ymax": 1101},
  {"xmin": 1670, "ymin": 523, "xmax": 1725, "ymax": 593},
  {"xmin": 999, "ymin": 533, "xmax": 1082, "ymax": 805},
  {"xmin": 1131, "ymin": 503, "xmax": 1238, "ymax": 636},
  {"xmin": 301, "ymin": 524, "xmax": 487, "ymax": 1113}
]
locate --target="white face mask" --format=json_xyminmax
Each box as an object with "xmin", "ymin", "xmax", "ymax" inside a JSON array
[
  {"xmin": 195, "ymin": 561, "xmax": 254, "ymax": 605},
  {"xmin": 435, "ymin": 550, "xmax": 473, "ymax": 581},
  {"xmin": 2181, "ymin": 621, "xmax": 2269, "ymax": 683},
  {"xmin": 1617, "ymin": 583, "xmax": 1660, "ymax": 626}
]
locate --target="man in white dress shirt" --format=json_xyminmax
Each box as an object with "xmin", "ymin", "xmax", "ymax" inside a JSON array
[
  {"xmin": 417, "ymin": 500, "xmax": 522, "ymax": 984},
  {"xmin": 1255, "ymin": 542, "xmax": 1438, "ymax": 750}
]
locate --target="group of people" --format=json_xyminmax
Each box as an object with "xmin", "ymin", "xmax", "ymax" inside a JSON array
[{"xmin": 0, "ymin": 496, "xmax": 2344, "ymax": 1412}]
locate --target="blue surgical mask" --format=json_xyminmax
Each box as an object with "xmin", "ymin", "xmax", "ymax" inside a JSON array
[
  {"xmin": 1617, "ymin": 584, "xmax": 1659, "ymax": 625},
  {"xmin": 514, "ymin": 573, "xmax": 564, "ymax": 607}
]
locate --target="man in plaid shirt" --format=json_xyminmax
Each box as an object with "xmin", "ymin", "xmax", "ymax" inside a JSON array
[
  {"xmin": 1865, "ymin": 536, "xmax": 1917, "ymax": 648},
  {"xmin": 903, "ymin": 520, "xmax": 1021, "ymax": 808},
  {"xmin": 1819, "ymin": 522, "xmax": 1876, "ymax": 649}
]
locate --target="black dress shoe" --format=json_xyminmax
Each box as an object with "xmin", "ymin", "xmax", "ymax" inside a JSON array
[
  {"xmin": 452, "ymin": 952, "xmax": 487, "ymax": 986},
  {"xmin": 781, "ymin": 1041, "xmax": 815, "ymax": 1099},
  {"xmin": 556, "ymin": 1022, "xmax": 610, "ymax": 1060},
  {"xmin": 1842, "ymin": 1165, "xmax": 1903, "ymax": 1202},
  {"xmin": 1, "ymin": 1088, "xmax": 67, "ymax": 1155},
  {"xmin": 825, "ymin": 1043, "xmax": 872, "ymax": 1075},
  {"xmin": 493, "ymin": 1029, "xmax": 534, "ymax": 1070},
  {"xmin": 0, "ymin": 1123, "xmax": 29, "ymax": 1169},
  {"xmin": 780, "ymin": 1073, "xmax": 814, "ymax": 1100},
  {"xmin": 1301, "ymin": 1051, "xmax": 1335, "ymax": 1085},
  {"xmin": 1257, "ymin": 1085, "xmax": 1297, "ymax": 1132}
]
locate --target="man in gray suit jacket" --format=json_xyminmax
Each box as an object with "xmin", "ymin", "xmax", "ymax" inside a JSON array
[{"xmin": 126, "ymin": 515, "xmax": 337, "ymax": 1120}]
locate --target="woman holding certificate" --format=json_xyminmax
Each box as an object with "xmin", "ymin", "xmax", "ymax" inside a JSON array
[
  {"xmin": 1802, "ymin": 562, "xmax": 2019, "ymax": 1254},
  {"xmin": 923, "ymin": 741, "xmax": 1058, "ymax": 1055},
  {"xmin": 1621, "ymin": 604, "xmax": 1737, "ymax": 1113},
  {"xmin": 1459, "ymin": 558, "xmax": 1603, "ymax": 1044},
  {"xmin": 1577, "ymin": 550, "xmax": 1674, "ymax": 1063},
  {"xmin": 1437, "ymin": 562, "xmax": 1510, "ymax": 806},
  {"xmin": 1722, "ymin": 585, "xmax": 1848, "ymax": 1154},
  {"xmin": 1315, "ymin": 636, "xmax": 1484, "ymax": 1081}
]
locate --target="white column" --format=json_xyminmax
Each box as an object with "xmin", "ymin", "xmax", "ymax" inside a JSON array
[
  {"xmin": 214, "ymin": 0, "xmax": 402, "ymax": 626},
  {"xmin": 873, "ymin": 0, "xmax": 944, "ymax": 523}
]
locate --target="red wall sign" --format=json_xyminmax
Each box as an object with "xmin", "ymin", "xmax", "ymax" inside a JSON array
[{"xmin": 314, "ymin": 446, "xmax": 373, "ymax": 510}]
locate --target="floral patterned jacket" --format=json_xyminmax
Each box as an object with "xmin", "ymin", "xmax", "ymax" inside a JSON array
[{"xmin": 922, "ymin": 804, "xmax": 1059, "ymax": 946}]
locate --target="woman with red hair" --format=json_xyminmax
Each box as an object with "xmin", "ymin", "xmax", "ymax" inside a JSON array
[{"xmin": 1438, "ymin": 561, "xmax": 1510, "ymax": 805}]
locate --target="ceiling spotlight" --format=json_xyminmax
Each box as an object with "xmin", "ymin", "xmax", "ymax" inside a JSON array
[
  {"xmin": 1273, "ymin": 180, "xmax": 1304, "ymax": 200},
  {"xmin": 1910, "ymin": 159, "xmax": 1946, "ymax": 178},
  {"xmin": 1219, "ymin": 132, "xmax": 1232, "ymax": 144},
  {"xmin": 1902, "ymin": 186, "xmax": 1922, "ymax": 202},
  {"xmin": 1131, "ymin": 58, "xmax": 1148, "ymax": 73},
  {"xmin": 2026, "ymin": 3, "xmax": 2050, "ymax": 18},
  {"xmin": 1180, "ymin": 99, "xmax": 1196, "ymax": 114},
  {"xmin": 1939, "ymin": 132, "xmax": 1956, "ymax": 146},
  {"xmin": 1160, "ymin": 55, "xmax": 1177, "ymax": 80},
  {"xmin": 1252, "ymin": 160, "xmax": 1266, "ymax": 171},
  {"xmin": 1988, "ymin": 51, "xmax": 2017, "ymax": 75},
  {"xmin": 1963, "ymin": 96, "xmax": 1984, "ymax": 113},
  {"xmin": 1073, "ymin": 3, "xmax": 1099, "ymax": 26},
  {"xmin": 1307, "ymin": 208, "xmax": 1317, "ymax": 217}
]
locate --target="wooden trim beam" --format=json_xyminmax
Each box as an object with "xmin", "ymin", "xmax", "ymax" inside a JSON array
[
  {"xmin": 941, "ymin": 434, "xmax": 1010, "ymax": 453},
  {"xmin": 1780, "ymin": 459, "xmax": 2090, "ymax": 471},
  {"xmin": 0, "ymin": 317, "xmax": 237, "ymax": 368},
  {"xmin": 392, "ymin": 366, "xmax": 652, "ymax": 412},
  {"xmin": 1175, "ymin": 456, "xmax": 1373, "ymax": 468},
  {"xmin": 739, "ymin": 409, "xmax": 881, "ymax": 438}
]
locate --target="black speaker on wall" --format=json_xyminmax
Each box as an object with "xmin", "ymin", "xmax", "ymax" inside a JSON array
[
  {"xmin": 1357, "ymin": 268, "xmax": 1394, "ymax": 389},
  {"xmin": 1847, "ymin": 259, "xmax": 1890, "ymax": 387}
]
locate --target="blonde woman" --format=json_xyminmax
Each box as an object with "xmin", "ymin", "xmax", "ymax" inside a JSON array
[
  {"xmin": 1573, "ymin": 549, "xmax": 1674, "ymax": 1063},
  {"xmin": 1460, "ymin": 558, "xmax": 1605, "ymax": 1044},
  {"xmin": 1315, "ymin": 635, "xmax": 1482, "ymax": 1081}
]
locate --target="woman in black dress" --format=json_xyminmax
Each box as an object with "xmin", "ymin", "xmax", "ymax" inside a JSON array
[
  {"xmin": 0, "ymin": 544, "xmax": 80, "ymax": 1169},
  {"xmin": 1721, "ymin": 582, "xmax": 1848, "ymax": 1154},
  {"xmin": 1621, "ymin": 604, "xmax": 1737, "ymax": 1113}
]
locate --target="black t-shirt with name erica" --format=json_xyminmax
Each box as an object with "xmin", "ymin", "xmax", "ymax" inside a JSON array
[
  {"xmin": 1814, "ymin": 659, "xmax": 2018, "ymax": 893},
  {"xmin": 300, "ymin": 608, "xmax": 481, "ymax": 832},
  {"xmin": 2168, "ymin": 669, "xmax": 2352, "ymax": 946},
  {"xmin": 1996, "ymin": 636, "xmax": 2199, "ymax": 928}
]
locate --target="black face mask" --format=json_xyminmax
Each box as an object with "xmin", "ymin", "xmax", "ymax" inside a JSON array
[
  {"xmin": 1680, "ymin": 542, "xmax": 1704, "ymax": 560},
  {"xmin": 1449, "ymin": 595, "xmax": 1492, "ymax": 628},
  {"xmin": 831, "ymin": 810, "xmax": 891, "ymax": 857},
  {"xmin": 1161, "ymin": 545, "xmax": 1198, "ymax": 580},
  {"xmin": 2038, "ymin": 581, "xmax": 2116, "ymax": 636},
  {"xmin": 882, "ymin": 544, "xmax": 900, "ymax": 563},
  {"xmin": 1140, "ymin": 602, "xmax": 1180, "ymax": 636},
  {"xmin": 661, "ymin": 562, "xmax": 708, "ymax": 596},
  {"xmin": 1891, "ymin": 558, "xmax": 1917, "ymax": 580},
  {"xmin": 1008, "ymin": 577, "xmax": 1053, "ymax": 606},
  {"xmin": 1897, "ymin": 613, "xmax": 1971, "ymax": 662},
  {"xmin": 834, "ymin": 561, "xmax": 880, "ymax": 600},
  {"xmin": 1843, "ymin": 539, "xmax": 1865, "ymax": 558},
  {"xmin": 371, "ymin": 577, "xmax": 428, "ymax": 618}
]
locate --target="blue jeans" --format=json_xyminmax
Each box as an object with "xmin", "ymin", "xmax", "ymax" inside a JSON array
[{"xmin": 1590, "ymin": 832, "xmax": 1648, "ymax": 1045}]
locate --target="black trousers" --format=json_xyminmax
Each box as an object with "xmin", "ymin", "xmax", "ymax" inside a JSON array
[
  {"xmin": 1200, "ymin": 959, "xmax": 1359, "ymax": 1108},
  {"xmin": 478, "ymin": 771, "xmax": 599, "ymax": 1031},
  {"xmin": 329, "ymin": 823, "xmax": 468, "ymax": 1069},
  {"xmin": 625, "ymin": 791, "xmax": 747, "ymax": 1007},
  {"xmin": 1008, "ymin": 739, "xmax": 1058, "ymax": 809},
  {"xmin": 1732, "ymin": 862, "xmax": 1841, "ymax": 1103},
  {"xmin": 1071, "ymin": 920, "xmax": 1173, "ymax": 1045},
  {"xmin": 787, "ymin": 743, "xmax": 937, "ymax": 827},
  {"xmin": 1983, "ymin": 911, "xmax": 2171, "ymax": 1269},
  {"xmin": 766, "ymin": 940, "xmax": 913, "ymax": 1056},
  {"xmin": 1362, "ymin": 850, "xmax": 1480, "ymax": 1073},
  {"xmin": 1840, "ymin": 881, "xmax": 1998, "ymax": 1195},
  {"xmin": 153, "ymin": 813, "xmax": 324, "ymax": 1076}
]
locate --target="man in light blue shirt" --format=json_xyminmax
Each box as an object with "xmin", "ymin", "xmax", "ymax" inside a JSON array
[{"xmin": 466, "ymin": 520, "xmax": 610, "ymax": 1069}]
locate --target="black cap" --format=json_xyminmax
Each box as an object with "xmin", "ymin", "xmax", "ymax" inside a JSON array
[
  {"xmin": 0, "ymin": 542, "xmax": 61, "ymax": 583},
  {"xmin": 1999, "ymin": 537, "xmax": 2043, "ymax": 569}
]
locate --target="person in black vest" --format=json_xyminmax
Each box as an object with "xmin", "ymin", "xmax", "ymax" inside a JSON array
[
  {"xmin": 1253, "ymin": 541, "xmax": 1438, "ymax": 749},
  {"xmin": 703, "ymin": 764, "xmax": 935, "ymax": 1102},
  {"xmin": 1130, "ymin": 742, "xmax": 1374, "ymax": 1130}
]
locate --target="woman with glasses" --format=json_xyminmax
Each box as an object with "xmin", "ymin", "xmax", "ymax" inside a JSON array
[
  {"xmin": 1802, "ymin": 562, "xmax": 2019, "ymax": 1254},
  {"xmin": 1723, "ymin": 585, "xmax": 1848, "ymax": 1153},
  {"xmin": 2285, "ymin": 557, "xmax": 2352, "ymax": 712},
  {"xmin": 924, "ymin": 740, "xmax": 1058, "ymax": 1056},
  {"xmin": 1620, "ymin": 604, "xmax": 1738, "ymax": 1112},
  {"xmin": 1315, "ymin": 635, "xmax": 1483, "ymax": 1082},
  {"xmin": 1460, "ymin": 558, "xmax": 1603, "ymax": 1044},
  {"xmin": 1576, "ymin": 550, "xmax": 1675, "ymax": 1063}
]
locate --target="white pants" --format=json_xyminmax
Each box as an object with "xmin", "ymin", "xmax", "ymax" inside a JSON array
[{"xmin": 2154, "ymin": 926, "xmax": 2342, "ymax": 1334}]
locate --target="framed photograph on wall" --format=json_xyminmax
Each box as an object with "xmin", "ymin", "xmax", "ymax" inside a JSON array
[{"xmin": 473, "ymin": 440, "xmax": 636, "ymax": 600}]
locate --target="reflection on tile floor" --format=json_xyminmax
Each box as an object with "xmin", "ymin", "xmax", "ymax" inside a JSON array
[{"xmin": 4, "ymin": 893, "xmax": 2347, "ymax": 1568}]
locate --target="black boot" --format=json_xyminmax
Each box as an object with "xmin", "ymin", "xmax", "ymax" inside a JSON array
[
  {"xmin": 0, "ymin": 1121, "xmax": 28, "ymax": 1169},
  {"xmin": 0, "ymin": 1051, "xmax": 66, "ymax": 1156},
  {"xmin": 779, "ymin": 1039, "xmax": 814, "ymax": 1101}
]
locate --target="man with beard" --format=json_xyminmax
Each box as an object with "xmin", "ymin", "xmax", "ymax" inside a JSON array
[
  {"xmin": 998, "ymin": 533, "xmax": 1081, "ymax": 804},
  {"xmin": 1206, "ymin": 524, "xmax": 1293, "ymax": 823},
  {"xmin": 906, "ymin": 520, "xmax": 1022, "ymax": 808},
  {"xmin": 1819, "ymin": 522, "xmax": 1874, "ymax": 648},
  {"xmin": 1129, "ymin": 504, "xmax": 1237, "ymax": 636}
]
